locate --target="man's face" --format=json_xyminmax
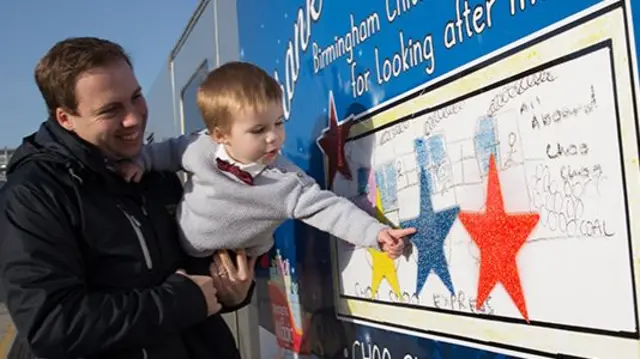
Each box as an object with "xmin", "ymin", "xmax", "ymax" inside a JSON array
[{"xmin": 56, "ymin": 59, "xmax": 148, "ymax": 160}]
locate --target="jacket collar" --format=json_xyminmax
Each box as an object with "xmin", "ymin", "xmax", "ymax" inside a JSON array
[{"xmin": 8, "ymin": 119, "xmax": 137, "ymax": 195}]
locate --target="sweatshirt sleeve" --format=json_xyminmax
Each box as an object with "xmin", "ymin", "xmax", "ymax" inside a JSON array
[
  {"xmin": 137, "ymin": 134, "xmax": 198, "ymax": 173},
  {"xmin": 0, "ymin": 183, "xmax": 208, "ymax": 358},
  {"xmin": 286, "ymin": 170, "xmax": 385, "ymax": 249}
]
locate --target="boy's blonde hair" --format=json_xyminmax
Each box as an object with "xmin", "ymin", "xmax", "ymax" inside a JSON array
[{"xmin": 196, "ymin": 61, "xmax": 282, "ymax": 132}]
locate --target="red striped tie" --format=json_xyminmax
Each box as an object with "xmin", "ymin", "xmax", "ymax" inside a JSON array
[{"xmin": 216, "ymin": 158, "xmax": 254, "ymax": 185}]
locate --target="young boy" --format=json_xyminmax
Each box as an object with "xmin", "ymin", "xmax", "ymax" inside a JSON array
[{"xmin": 119, "ymin": 62, "xmax": 415, "ymax": 259}]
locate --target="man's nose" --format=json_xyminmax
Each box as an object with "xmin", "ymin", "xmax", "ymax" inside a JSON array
[{"xmin": 122, "ymin": 109, "xmax": 143, "ymax": 128}]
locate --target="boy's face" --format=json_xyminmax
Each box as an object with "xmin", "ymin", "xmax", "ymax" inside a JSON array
[{"xmin": 214, "ymin": 101, "xmax": 285, "ymax": 165}]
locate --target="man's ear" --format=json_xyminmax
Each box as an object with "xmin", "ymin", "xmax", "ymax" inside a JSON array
[{"xmin": 55, "ymin": 108, "xmax": 75, "ymax": 131}]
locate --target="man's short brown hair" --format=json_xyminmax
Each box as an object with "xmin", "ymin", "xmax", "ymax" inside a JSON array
[
  {"xmin": 196, "ymin": 61, "xmax": 282, "ymax": 131},
  {"xmin": 35, "ymin": 37, "xmax": 132, "ymax": 117}
]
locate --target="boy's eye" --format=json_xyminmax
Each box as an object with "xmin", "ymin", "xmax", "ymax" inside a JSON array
[{"xmin": 250, "ymin": 127, "xmax": 265, "ymax": 134}]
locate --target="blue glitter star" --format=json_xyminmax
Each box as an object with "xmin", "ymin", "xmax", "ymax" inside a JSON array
[{"xmin": 401, "ymin": 151, "xmax": 459, "ymax": 297}]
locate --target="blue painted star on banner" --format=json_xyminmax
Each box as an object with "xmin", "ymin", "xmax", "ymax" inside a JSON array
[{"xmin": 401, "ymin": 148, "xmax": 459, "ymax": 296}]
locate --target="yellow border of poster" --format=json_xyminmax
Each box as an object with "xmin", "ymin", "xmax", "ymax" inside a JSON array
[{"xmin": 332, "ymin": 5, "xmax": 640, "ymax": 358}]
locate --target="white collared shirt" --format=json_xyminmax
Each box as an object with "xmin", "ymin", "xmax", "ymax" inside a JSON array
[{"xmin": 214, "ymin": 145, "xmax": 266, "ymax": 178}]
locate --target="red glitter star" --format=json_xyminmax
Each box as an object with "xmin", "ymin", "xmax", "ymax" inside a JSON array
[
  {"xmin": 458, "ymin": 154, "xmax": 539, "ymax": 322},
  {"xmin": 316, "ymin": 91, "xmax": 353, "ymax": 187}
]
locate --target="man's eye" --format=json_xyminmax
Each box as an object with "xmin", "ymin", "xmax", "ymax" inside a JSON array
[{"xmin": 101, "ymin": 108, "xmax": 119, "ymax": 118}]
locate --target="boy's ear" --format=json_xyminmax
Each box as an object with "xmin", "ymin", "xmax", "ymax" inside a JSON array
[{"xmin": 211, "ymin": 127, "xmax": 228, "ymax": 144}]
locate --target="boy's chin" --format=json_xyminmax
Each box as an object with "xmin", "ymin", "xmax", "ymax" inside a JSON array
[
  {"xmin": 259, "ymin": 157, "xmax": 277, "ymax": 166},
  {"xmin": 259, "ymin": 153, "xmax": 279, "ymax": 165}
]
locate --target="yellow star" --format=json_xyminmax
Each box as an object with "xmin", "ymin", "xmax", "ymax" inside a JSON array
[{"xmin": 368, "ymin": 188, "xmax": 401, "ymax": 299}]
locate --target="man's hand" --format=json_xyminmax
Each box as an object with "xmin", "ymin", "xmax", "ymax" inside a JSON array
[
  {"xmin": 116, "ymin": 161, "xmax": 144, "ymax": 183},
  {"xmin": 209, "ymin": 249, "xmax": 257, "ymax": 308},
  {"xmin": 377, "ymin": 227, "xmax": 416, "ymax": 259},
  {"xmin": 176, "ymin": 269, "xmax": 221, "ymax": 316}
]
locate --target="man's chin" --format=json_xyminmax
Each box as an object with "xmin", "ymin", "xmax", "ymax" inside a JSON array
[{"xmin": 111, "ymin": 142, "xmax": 143, "ymax": 160}]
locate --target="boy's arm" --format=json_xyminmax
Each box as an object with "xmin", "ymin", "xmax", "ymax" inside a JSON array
[
  {"xmin": 137, "ymin": 134, "xmax": 197, "ymax": 173},
  {"xmin": 286, "ymin": 171, "xmax": 386, "ymax": 249}
]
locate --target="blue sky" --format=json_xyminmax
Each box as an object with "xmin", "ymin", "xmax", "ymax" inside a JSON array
[{"xmin": 0, "ymin": 0, "xmax": 198, "ymax": 148}]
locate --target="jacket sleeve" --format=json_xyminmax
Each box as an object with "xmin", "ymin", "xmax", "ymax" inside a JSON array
[
  {"xmin": 137, "ymin": 134, "xmax": 196, "ymax": 173},
  {"xmin": 287, "ymin": 171, "xmax": 386, "ymax": 249},
  {"xmin": 0, "ymin": 183, "xmax": 209, "ymax": 358}
]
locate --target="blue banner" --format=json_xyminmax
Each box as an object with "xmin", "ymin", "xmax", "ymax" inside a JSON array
[{"xmin": 238, "ymin": 1, "xmax": 638, "ymax": 358}]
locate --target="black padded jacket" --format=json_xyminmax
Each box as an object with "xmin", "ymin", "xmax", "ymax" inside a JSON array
[{"xmin": 0, "ymin": 119, "xmax": 252, "ymax": 359}]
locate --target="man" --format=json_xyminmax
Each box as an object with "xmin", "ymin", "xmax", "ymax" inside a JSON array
[{"xmin": 0, "ymin": 37, "xmax": 254, "ymax": 358}]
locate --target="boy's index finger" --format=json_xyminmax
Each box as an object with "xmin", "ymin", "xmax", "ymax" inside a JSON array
[{"xmin": 392, "ymin": 227, "xmax": 417, "ymax": 237}]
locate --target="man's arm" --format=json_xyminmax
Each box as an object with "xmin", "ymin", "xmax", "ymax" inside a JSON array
[
  {"xmin": 286, "ymin": 172, "xmax": 386, "ymax": 249},
  {"xmin": 137, "ymin": 133, "xmax": 197, "ymax": 172},
  {"xmin": 0, "ymin": 184, "xmax": 208, "ymax": 358},
  {"xmin": 219, "ymin": 280, "xmax": 256, "ymax": 313}
]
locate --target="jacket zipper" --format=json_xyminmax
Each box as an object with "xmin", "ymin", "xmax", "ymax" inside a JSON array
[
  {"xmin": 141, "ymin": 195, "xmax": 148, "ymax": 216},
  {"xmin": 118, "ymin": 205, "xmax": 153, "ymax": 269}
]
